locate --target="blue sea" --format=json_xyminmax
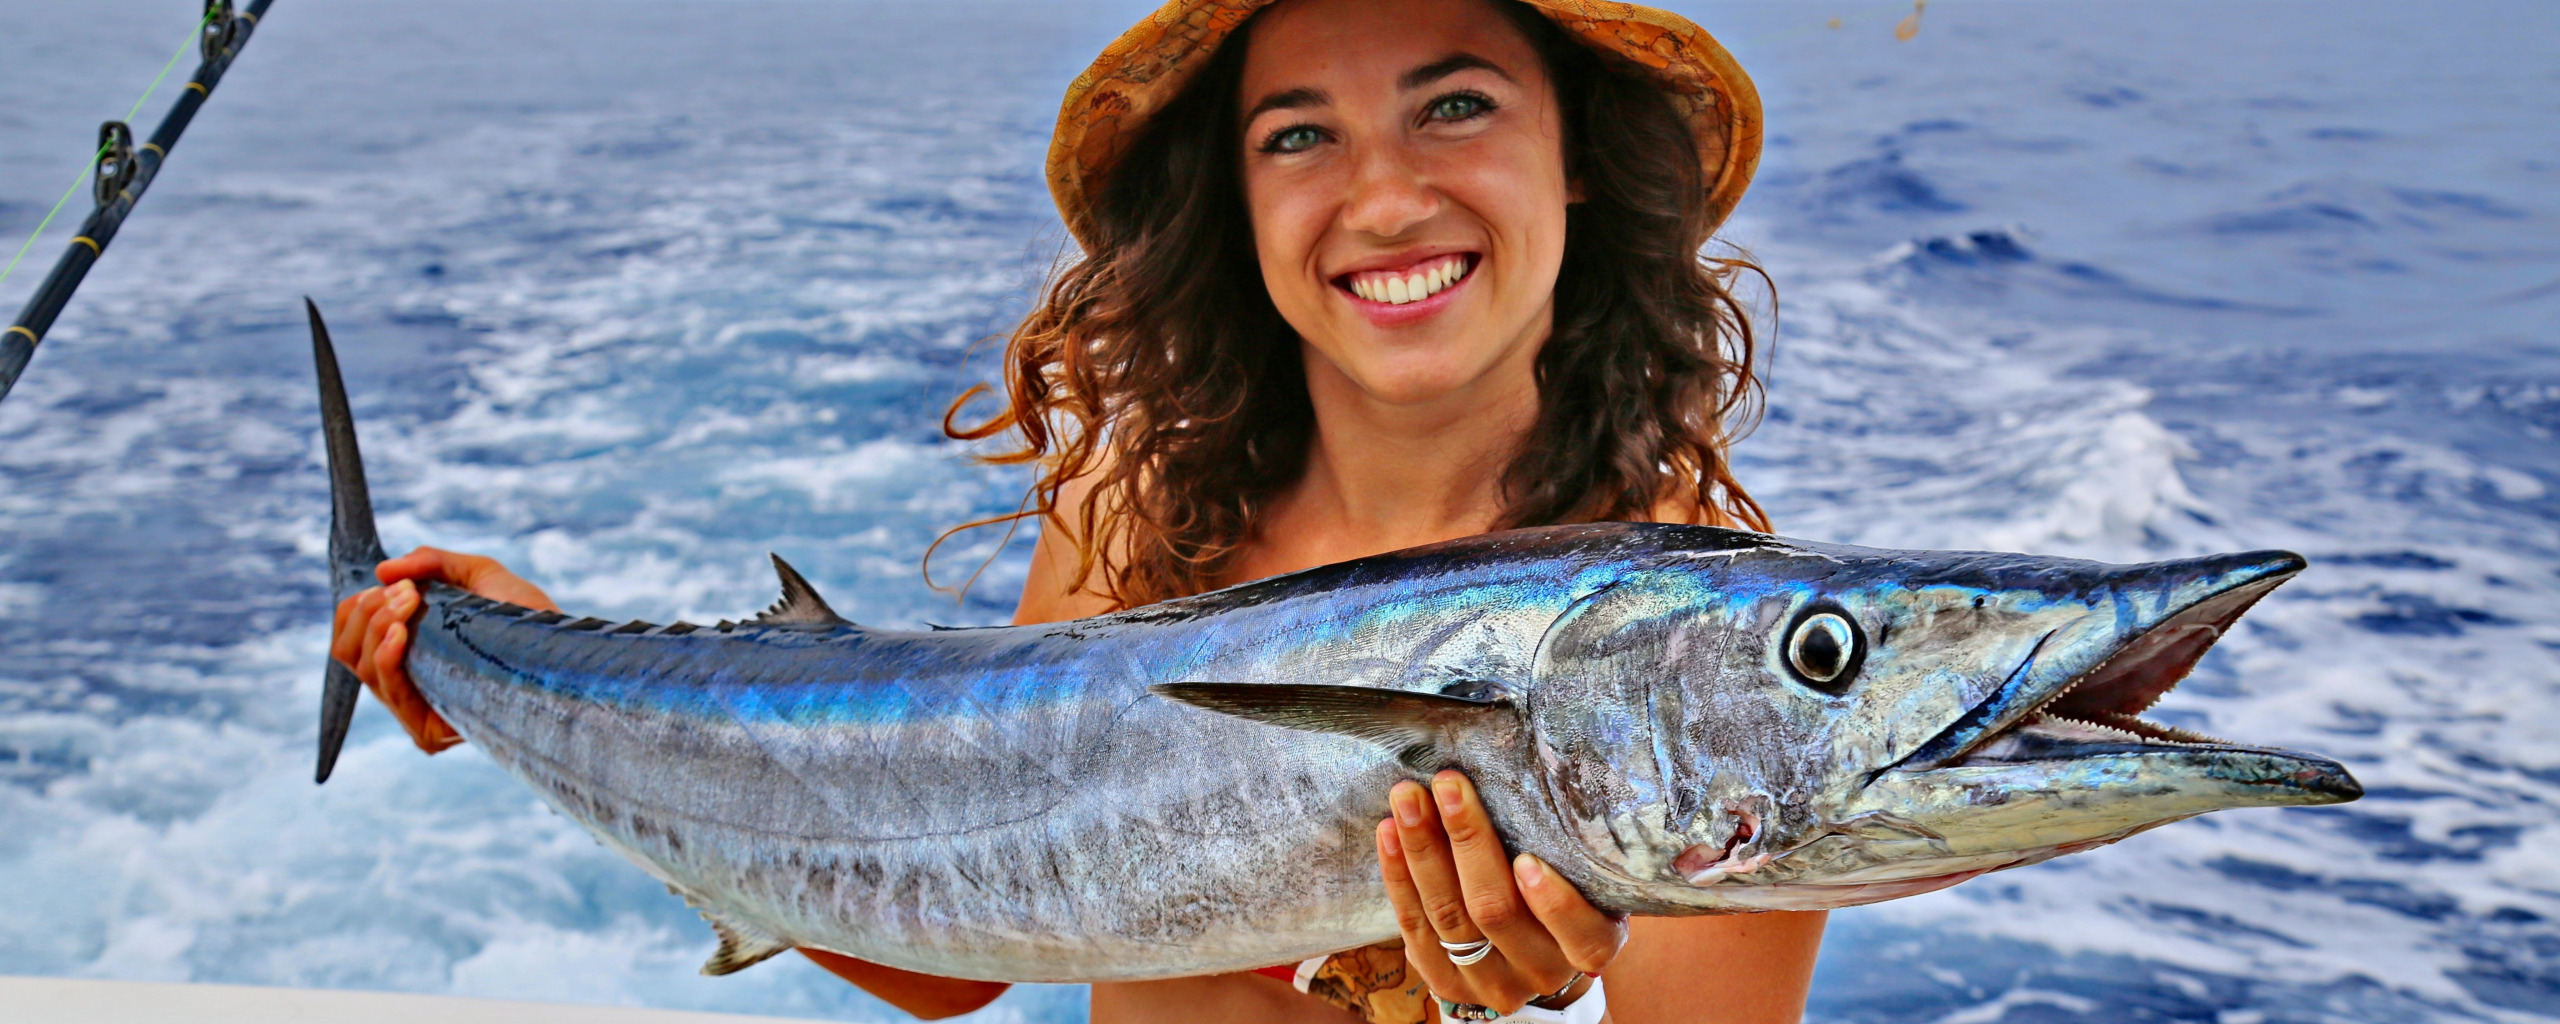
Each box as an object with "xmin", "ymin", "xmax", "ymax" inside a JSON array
[{"xmin": 1, "ymin": 1, "xmax": 2553, "ymax": 1021}]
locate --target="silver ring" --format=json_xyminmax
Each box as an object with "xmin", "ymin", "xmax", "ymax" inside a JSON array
[
  {"xmin": 1438, "ymin": 937, "xmax": 1494, "ymax": 966},
  {"xmin": 1531, "ymin": 971, "xmax": 1589, "ymax": 1008}
]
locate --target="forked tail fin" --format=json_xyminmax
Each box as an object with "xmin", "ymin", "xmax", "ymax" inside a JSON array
[{"xmin": 309, "ymin": 297, "xmax": 388, "ymax": 783}]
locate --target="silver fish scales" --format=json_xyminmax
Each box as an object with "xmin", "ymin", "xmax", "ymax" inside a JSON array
[{"xmin": 306, "ymin": 301, "xmax": 2359, "ymax": 983}]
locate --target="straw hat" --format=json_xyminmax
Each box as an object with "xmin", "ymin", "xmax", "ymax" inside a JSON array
[{"xmin": 1045, "ymin": 0, "xmax": 1762, "ymax": 251}]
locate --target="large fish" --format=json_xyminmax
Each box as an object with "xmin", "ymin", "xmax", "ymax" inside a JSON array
[{"xmin": 306, "ymin": 301, "xmax": 2358, "ymax": 983}]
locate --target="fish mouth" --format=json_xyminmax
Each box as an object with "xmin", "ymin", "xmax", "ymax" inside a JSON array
[{"xmin": 1892, "ymin": 550, "xmax": 2356, "ymax": 798}]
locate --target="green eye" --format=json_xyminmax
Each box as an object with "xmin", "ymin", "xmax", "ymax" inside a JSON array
[
  {"xmin": 1428, "ymin": 94, "xmax": 1488, "ymax": 121},
  {"xmin": 1265, "ymin": 126, "xmax": 1323, "ymax": 154}
]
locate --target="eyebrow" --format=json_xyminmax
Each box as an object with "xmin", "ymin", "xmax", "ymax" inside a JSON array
[
  {"xmin": 1240, "ymin": 52, "xmax": 1517, "ymax": 123},
  {"xmin": 1398, "ymin": 52, "xmax": 1514, "ymax": 92},
  {"xmin": 1243, "ymin": 86, "xmax": 1330, "ymax": 123}
]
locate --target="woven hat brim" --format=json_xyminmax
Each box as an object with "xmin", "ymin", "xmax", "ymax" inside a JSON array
[{"xmin": 1045, "ymin": 0, "xmax": 1761, "ymax": 251}]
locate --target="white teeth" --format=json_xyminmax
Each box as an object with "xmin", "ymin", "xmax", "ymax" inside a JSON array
[{"xmin": 1348, "ymin": 255, "xmax": 1469, "ymax": 305}]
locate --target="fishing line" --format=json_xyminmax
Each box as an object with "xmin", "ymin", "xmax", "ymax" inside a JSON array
[
  {"xmin": 0, "ymin": 150, "xmax": 108, "ymax": 300},
  {"xmin": 0, "ymin": 9, "xmax": 213, "ymax": 296},
  {"xmin": 0, "ymin": 0, "xmax": 279, "ymax": 405}
]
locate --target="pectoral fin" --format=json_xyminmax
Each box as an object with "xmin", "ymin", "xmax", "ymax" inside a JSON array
[{"xmin": 1149, "ymin": 682, "xmax": 1509, "ymax": 768}]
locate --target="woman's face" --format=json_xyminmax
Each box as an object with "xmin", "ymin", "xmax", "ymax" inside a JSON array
[{"xmin": 1238, "ymin": 0, "xmax": 1573, "ymax": 409}]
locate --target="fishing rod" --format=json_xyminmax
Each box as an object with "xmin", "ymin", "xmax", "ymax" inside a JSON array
[{"xmin": 0, "ymin": 0, "xmax": 279, "ymax": 405}]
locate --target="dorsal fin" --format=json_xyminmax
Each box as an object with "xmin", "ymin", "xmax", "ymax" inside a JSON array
[{"xmin": 753, "ymin": 554, "xmax": 850, "ymax": 627}]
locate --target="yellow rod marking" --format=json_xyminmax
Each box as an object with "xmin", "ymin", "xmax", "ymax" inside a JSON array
[
  {"xmin": 184, "ymin": 82, "xmax": 208, "ymax": 95},
  {"xmin": 239, "ymin": 11, "xmax": 257, "ymax": 24},
  {"xmin": 140, "ymin": 143, "xmax": 165, "ymax": 156},
  {"xmin": 6, "ymin": 326, "xmax": 37, "ymax": 342},
  {"xmin": 71, "ymin": 237, "xmax": 100, "ymax": 253}
]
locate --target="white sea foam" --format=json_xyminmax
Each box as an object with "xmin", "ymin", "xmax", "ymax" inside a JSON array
[
  {"xmin": 0, "ymin": 1, "xmax": 2551, "ymax": 1021},
  {"xmin": 1729, "ymin": 230, "xmax": 2560, "ymax": 1019}
]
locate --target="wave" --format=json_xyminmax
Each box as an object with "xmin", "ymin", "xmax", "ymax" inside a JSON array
[{"xmin": 1, "ymin": 1, "xmax": 2553, "ymax": 1021}]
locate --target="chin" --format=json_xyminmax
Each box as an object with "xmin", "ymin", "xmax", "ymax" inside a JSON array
[{"xmin": 1334, "ymin": 357, "xmax": 1506, "ymax": 407}]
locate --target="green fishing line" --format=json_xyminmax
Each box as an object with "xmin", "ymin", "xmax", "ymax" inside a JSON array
[{"xmin": 0, "ymin": 9, "xmax": 216, "ymax": 294}]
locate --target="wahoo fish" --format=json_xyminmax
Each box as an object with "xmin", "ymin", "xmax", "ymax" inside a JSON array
[{"xmin": 305, "ymin": 301, "xmax": 2358, "ymax": 983}]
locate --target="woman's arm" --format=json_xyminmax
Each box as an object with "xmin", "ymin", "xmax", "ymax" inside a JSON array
[
  {"xmin": 1605, "ymin": 913, "xmax": 1829, "ymax": 1023},
  {"xmin": 799, "ymin": 950, "xmax": 1011, "ymax": 1020},
  {"xmin": 1010, "ymin": 473, "xmax": 1123, "ymax": 625}
]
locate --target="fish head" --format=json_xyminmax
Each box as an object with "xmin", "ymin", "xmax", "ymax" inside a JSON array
[{"xmin": 1524, "ymin": 536, "xmax": 2361, "ymax": 913}]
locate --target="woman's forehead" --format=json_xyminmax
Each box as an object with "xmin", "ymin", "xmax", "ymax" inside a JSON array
[{"xmin": 1239, "ymin": 0, "xmax": 1546, "ymax": 109}]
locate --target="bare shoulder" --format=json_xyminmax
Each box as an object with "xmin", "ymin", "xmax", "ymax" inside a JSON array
[
  {"xmin": 1012, "ymin": 468, "xmax": 1125, "ymax": 626},
  {"xmin": 1643, "ymin": 491, "xmax": 1743, "ymax": 530}
]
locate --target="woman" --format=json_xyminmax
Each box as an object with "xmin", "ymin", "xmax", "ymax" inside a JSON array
[{"xmin": 333, "ymin": 0, "xmax": 1827, "ymax": 1020}]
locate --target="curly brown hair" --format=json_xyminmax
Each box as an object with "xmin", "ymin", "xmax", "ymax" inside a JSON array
[{"xmin": 940, "ymin": 0, "xmax": 1770, "ymax": 610}]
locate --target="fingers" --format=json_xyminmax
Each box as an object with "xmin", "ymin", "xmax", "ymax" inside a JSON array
[
  {"xmin": 343, "ymin": 545, "xmax": 543, "ymax": 755},
  {"xmin": 1434, "ymin": 773, "xmax": 1568, "ymax": 972},
  {"xmin": 331, "ymin": 590, "xmax": 371, "ymax": 671},
  {"xmin": 1377, "ymin": 818, "xmax": 1482, "ymax": 1002},
  {"xmin": 367, "ymin": 618, "xmax": 406, "ymax": 709},
  {"xmin": 373, "ymin": 621, "xmax": 460, "ymax": 753},
  {"xmin": 1379, "ymin": 819, "xmax": 1431, "ymax": 945},
  {"xmin": 1515, "ymin": 853, "xmax": 1626, "ymax": 974},
  {"xmin": 1377, "ymin": 773, "xmax": 1589, "ymax": 1012},
  {"xmin": 1389, "ymin": 779, "xmax": 1480, "ymax": 946},
  {"xmin": 379, "ymin": 546, "xmax": 559, "ymax": 611},
  {"xmin": 333, "ymin": 578, "xmax": 462, "ymax": 755},
  {"xmin": 352, "ymin": 582, "xmax": 406, "ymax": 690}
]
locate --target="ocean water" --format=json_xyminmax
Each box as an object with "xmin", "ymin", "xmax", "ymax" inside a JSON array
[{"xmin": 0, "ymin": 1, "xmax": 2552, "ymax": 1021}]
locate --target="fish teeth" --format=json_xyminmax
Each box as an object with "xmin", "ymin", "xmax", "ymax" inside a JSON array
[
  {"xmin": 2085, "ymin": 710, "xmax": 2233, "ymax": 746},
  {"xmin": 2054, "ymin": 717, "xmax": 2146, "ymax": 744},
  {"xmin": 2021, "ymin": 678, "xmax": 2081, "ymax": 722}
]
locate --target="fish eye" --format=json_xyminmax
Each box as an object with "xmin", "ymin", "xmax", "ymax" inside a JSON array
[{"xmin": 1784, "ymin": 608, "xmax": 1863, "ymax": 693}]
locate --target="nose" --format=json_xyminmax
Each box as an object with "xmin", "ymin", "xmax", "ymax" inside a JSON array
[{"xmin": 1339, "ymin": 141, "xmax": 1440, "ymax": 239}]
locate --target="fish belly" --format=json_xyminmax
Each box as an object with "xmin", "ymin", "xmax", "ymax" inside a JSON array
[{"xmin": 408, "ymin": 640, "xmax": 1410, "ymax": 982}]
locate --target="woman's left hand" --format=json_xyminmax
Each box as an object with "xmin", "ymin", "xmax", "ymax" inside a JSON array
[{"xmin": 1378, "ymin": 771, "xmax": 1624, "ymax": 1015}]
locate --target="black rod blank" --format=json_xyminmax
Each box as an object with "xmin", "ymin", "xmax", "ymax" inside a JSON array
[{"xmin": 0, "ymin": 0, "xmax": 281, "ymax": 405}]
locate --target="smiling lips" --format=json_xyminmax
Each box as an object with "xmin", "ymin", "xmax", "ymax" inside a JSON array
[{"xmin": 1341, "ymin": 253, "xmax": 1474, "ymax": 306}]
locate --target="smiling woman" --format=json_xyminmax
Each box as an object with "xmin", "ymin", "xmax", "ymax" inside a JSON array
[
  {"xmin": 334, "ymin": 0, "xmax": 1816, "ymax": 1022},
  {"xmin": 954, "ymin": 1, "xmax": 1814, "ymax": 1022},
  {"xmin": 961, "ymin": 0, "xmax": 1773, "ymax": 612}
]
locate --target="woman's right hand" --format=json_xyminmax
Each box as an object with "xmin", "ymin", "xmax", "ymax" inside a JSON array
[{"xmin": 330, "ymin": 546, "xmax": 558, "ymax": 753}]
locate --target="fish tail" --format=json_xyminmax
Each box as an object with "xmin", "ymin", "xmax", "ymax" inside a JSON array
[{"xmin": 308, "ymin": 297, "xmax": 388, "ymax": 784}]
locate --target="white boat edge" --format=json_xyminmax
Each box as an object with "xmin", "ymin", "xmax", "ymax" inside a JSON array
[{"xmin": 0, "ymin": 975, "xmax": 844, "ymax": 1024}]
